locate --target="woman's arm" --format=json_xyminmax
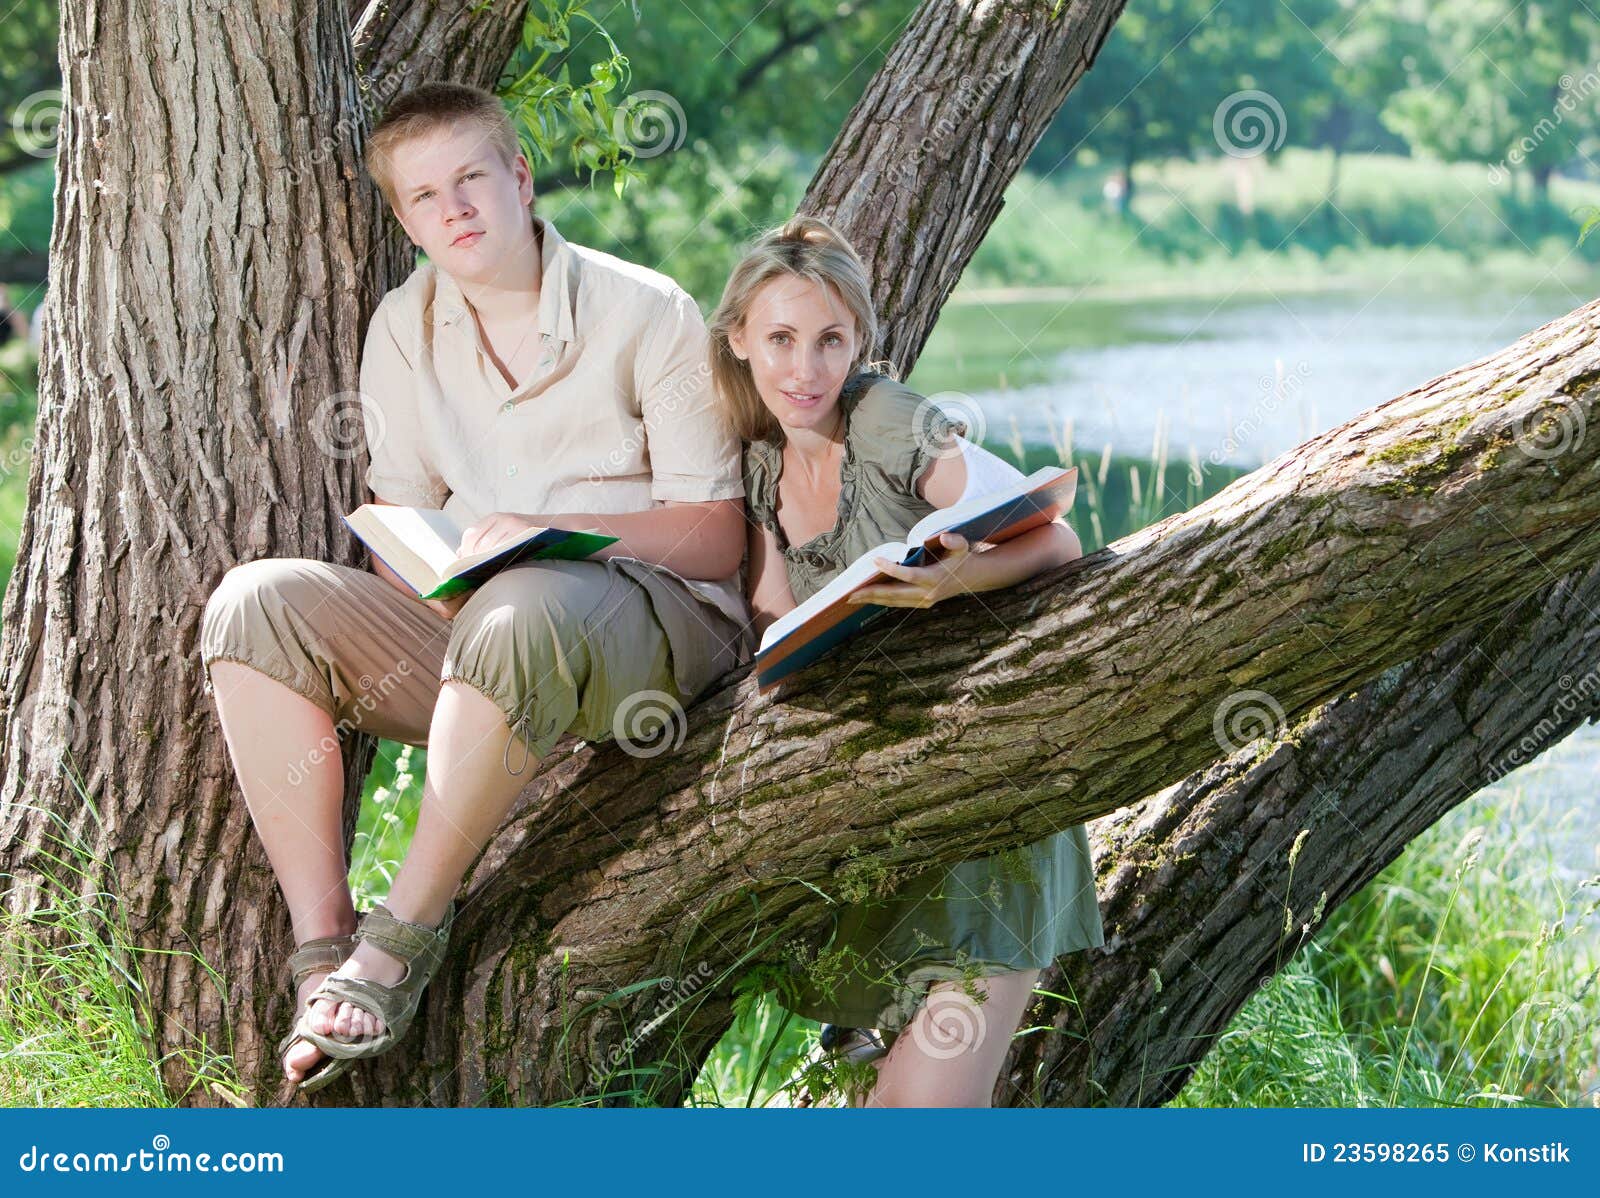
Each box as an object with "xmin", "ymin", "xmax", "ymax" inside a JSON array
[
  {"xmin": 847, "ymin": 519, "xmax": 1081, "ymax": 608},
  {"xmin": 745, "ymin": 516, "xmax": 798, "ymax": 641}
]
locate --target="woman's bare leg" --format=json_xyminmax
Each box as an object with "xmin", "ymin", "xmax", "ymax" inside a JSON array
[
  {"xmin": 856, "ymin": 969, "xmax": 1041, "ymax": 1108},
  {"xmin": 304, "ymin": 679, "xmax": 534, "ymax": 1043},
  {"xmin": 206, "ymin": 661, "xmax": 359, "ymax": 1082}
]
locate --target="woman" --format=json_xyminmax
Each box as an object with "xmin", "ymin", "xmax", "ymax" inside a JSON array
[{"xmin": 709, "ymin": 215, "xmax": 1105, "ymax": 1107}]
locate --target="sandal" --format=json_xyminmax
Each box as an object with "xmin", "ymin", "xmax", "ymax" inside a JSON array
[
  {"xmin": 818, "ymin": 1023, "xmax": 889, "ymax": 1065},
  {"xmin": 275, "ymin": 933, "xmax": 358, "ymax": 1094},
  {"xmin": 290, "ymin": 901, "xmax": 456, "ymax": 1080}
]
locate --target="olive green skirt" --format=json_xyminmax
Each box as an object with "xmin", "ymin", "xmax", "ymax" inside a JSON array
[{"xmin": 783, "ymin": 825, "xmax": 1105, "ymax": 1032}]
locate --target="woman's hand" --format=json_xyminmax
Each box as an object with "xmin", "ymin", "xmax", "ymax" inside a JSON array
[
  {"xmin": 457, "ymin": 512, "xmax": 543, "ymax": 557},
  {"xmin": 847, "ymin": 532, "xmax": 974, "ymax": 608}
]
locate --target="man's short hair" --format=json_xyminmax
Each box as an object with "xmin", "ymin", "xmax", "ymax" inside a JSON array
[{"xmin": 365, "ymin": 82, "xmax": 522, "ymax": 208}]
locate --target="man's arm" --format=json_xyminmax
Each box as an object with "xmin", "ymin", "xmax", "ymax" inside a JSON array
[{"xmin": 516, "ymin": 498, "xmax": 747, "ymax": 581}]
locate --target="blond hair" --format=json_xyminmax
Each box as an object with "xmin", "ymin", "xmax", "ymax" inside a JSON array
[
  {"xmin": 365, "ymin": 82, "xmax": 523, "ymax": 209},
  {"xmin": 708, "ymin": 215, "xmax": 887, "ymax": 444}
]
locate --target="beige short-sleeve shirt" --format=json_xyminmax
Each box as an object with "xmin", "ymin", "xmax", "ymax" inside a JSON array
[{"xmin": 358, "ymin": 213, "xmax": 751, "ymax": 676}]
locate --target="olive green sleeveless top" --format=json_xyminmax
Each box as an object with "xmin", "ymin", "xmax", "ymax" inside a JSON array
[{"xmin": 741, "ymin": 370, "xmax": 963, "ymax": 605}]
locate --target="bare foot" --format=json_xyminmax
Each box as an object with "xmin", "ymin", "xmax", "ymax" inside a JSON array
[
  {"xmin": 282, "ymin": 969, "xmax": 338, "ymax": 1084},
  {"xmin": 302, "ymin": 939, "xmax": 409, "ymax": 1045}
]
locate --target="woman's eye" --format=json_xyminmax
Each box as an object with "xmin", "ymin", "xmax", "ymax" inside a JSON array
[
  {"xmin": 462, "ymin": 172, "xmax": 482, "ymax": 181},
  {"xmin": 822, "ymin": 334, "xmax": 842, "ymax": 346},
  {"xmin": 770, "ymin": 333, "xmax": 789, "ymax": 345}
]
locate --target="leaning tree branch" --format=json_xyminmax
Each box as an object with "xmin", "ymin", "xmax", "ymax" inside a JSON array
[{"xmin": 1005, "ymin": 485, "xmax": 1600, "ymax": 1106}]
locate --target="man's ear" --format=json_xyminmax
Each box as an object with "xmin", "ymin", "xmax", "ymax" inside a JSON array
[{"xmin": 513, "ymin": 152, "xmax": 534, "ymax": 208}]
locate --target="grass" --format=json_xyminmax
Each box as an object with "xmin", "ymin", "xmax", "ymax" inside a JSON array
[
  {"xmin": 1172, "ymin": 791, "xmax": 1600, "ymax": 1108},
  {"xmin": 958, "ymin": 148, "xmax": 1600, "ymax": 299},
  {"xmin": 0, "ymin": 777, "xmax": 243, "ymax": 1107}
]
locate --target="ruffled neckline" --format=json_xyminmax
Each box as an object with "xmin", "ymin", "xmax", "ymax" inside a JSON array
[{"xmin": 753, "ymin": 370, "xmax": 882, "ymax": 569}]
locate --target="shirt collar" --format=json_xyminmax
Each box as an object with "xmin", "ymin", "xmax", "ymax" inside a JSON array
[{"xmin": 431, "ymin": 211, "xmax": 579, "ymax": 344}]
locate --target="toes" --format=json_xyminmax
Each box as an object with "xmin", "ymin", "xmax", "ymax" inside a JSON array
[{"xmin": 283, "ymin": 1036, "xmax": 323, "ymax": 1082}]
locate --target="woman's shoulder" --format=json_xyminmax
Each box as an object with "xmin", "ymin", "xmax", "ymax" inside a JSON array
[
  {"xmin": 842, "ymin": 369, "xmax": 920, "ymax": 433},
  {"xmin": 740, "ymin": 437, "xmax": 781, "ymax": 529},
  {"xmin": 843, "ymin": 369, "xmax": 964, "ymax": 496}
]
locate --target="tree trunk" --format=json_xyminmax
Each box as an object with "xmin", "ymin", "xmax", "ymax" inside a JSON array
[
  {"xmin": 802, "ymin": 0, "xmax": 1127, "ymax": 371},
  {"xmin": 0, "ymin": 0, "xmax": 528, "ymax": 1106},
  {"xmin": 0, "ymin": 0, "xmax": 394, "ymax": 1105},
  {"xmin": 5, "ymin": 0, "xmax": 1600, "ymax": 1114},
  {"xmin": 353, "ymin": 0, "xmax": 528, "ymax": 99}
]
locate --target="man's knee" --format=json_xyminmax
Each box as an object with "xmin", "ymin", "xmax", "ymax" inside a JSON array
[
  {"xmin": 202, "ymin": 557, "xmax": 327, "ymax": 634},
  {"xmin": 452, "ymin": 565, "xmax": 604, "ymax": 659}
]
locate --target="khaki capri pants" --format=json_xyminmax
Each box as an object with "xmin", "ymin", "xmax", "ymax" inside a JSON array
[{"xmin": 199, "ymin": 556, "xmax": 744, "ymax": 776}]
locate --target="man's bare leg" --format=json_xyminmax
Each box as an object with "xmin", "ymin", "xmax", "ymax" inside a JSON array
[
  {"xmin": 206, "ymin": 661, "xmax": 359, "ymax": 1083},
  {"xmin": 304, "ymin": 679, "xmax": 532, "ymax": 1044}
]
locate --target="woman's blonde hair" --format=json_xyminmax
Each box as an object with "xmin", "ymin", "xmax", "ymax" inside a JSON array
[{"xmin": 708, "ymin": 214, "xmax": 889, "ymax": 444}]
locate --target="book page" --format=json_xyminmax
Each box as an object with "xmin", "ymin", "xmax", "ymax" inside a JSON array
[
  {"xmin": 367, "ymin": 506, "xmax": 465, "ymax": 576},
  {"xmin": 904, "ymin": 466, "xmax": 1067, "ymax": 546},
  {"xmin": 758, "ymin": 540, "xmax": 906, "ymax": 653}
]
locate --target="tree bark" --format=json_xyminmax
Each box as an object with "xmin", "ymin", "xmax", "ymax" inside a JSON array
[
  {"xmin": 0, "ymin": 0, "xmax": 387, "ymax": 1104},
  {"xmin": 5, "ymin": 0, "xmax": 1599, "ymax": 1115},
  {"xmin": 0, "ymin": 0, "xmax": 531, "ymax": 1106},
  {"xmin": 352, "ymin": 0, "xmax": 528, "ymax": 99}
]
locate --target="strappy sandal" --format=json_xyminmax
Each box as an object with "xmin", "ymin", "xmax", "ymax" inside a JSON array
[
  {"xmin": 275, "ymin": 933, "xmax": 358, "ymax": 1095},
  {"xmin": 290, "ymin": 901, "xmax": 456, "ymax": 1082}
]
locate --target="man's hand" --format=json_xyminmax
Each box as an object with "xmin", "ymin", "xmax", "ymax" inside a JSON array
[
  {"xmin": 424, "ymin": 593, "xmax": 470, "ymax": 621},
  {"xmin": 457, "ymin": 512, "xmax": 544, "ymax": 557}
]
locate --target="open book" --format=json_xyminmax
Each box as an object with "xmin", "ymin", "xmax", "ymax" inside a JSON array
[
  {"xmin": 754, "ymin": 465, "xmax": 1078, "ymax": 692},
  {"xmin": 343, "ymin": 504, "xmax": 618, "ymax": 601}
]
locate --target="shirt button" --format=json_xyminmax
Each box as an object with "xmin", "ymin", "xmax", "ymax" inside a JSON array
[
  {"xmin": 507, "ymin": 465, "xmax": 518, "ymax": 477},
  {"xmin": 502, "ymin": 400, "xmax": 514, "ymax": 413}
]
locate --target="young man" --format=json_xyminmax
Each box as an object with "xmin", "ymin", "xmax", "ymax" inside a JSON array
[{"xmin": 200, "ymin": 82, "xmax": 750, "ymax": 1090}]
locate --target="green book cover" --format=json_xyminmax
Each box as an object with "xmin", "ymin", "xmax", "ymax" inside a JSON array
[{"xmin": 420, "ymin": 530, "xmax": 619, "ymax": 600}]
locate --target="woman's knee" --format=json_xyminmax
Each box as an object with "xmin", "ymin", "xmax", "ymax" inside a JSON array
[{"xmin": 869, "ymin": 971, "xmax": 1040, "ymax": 1107}]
